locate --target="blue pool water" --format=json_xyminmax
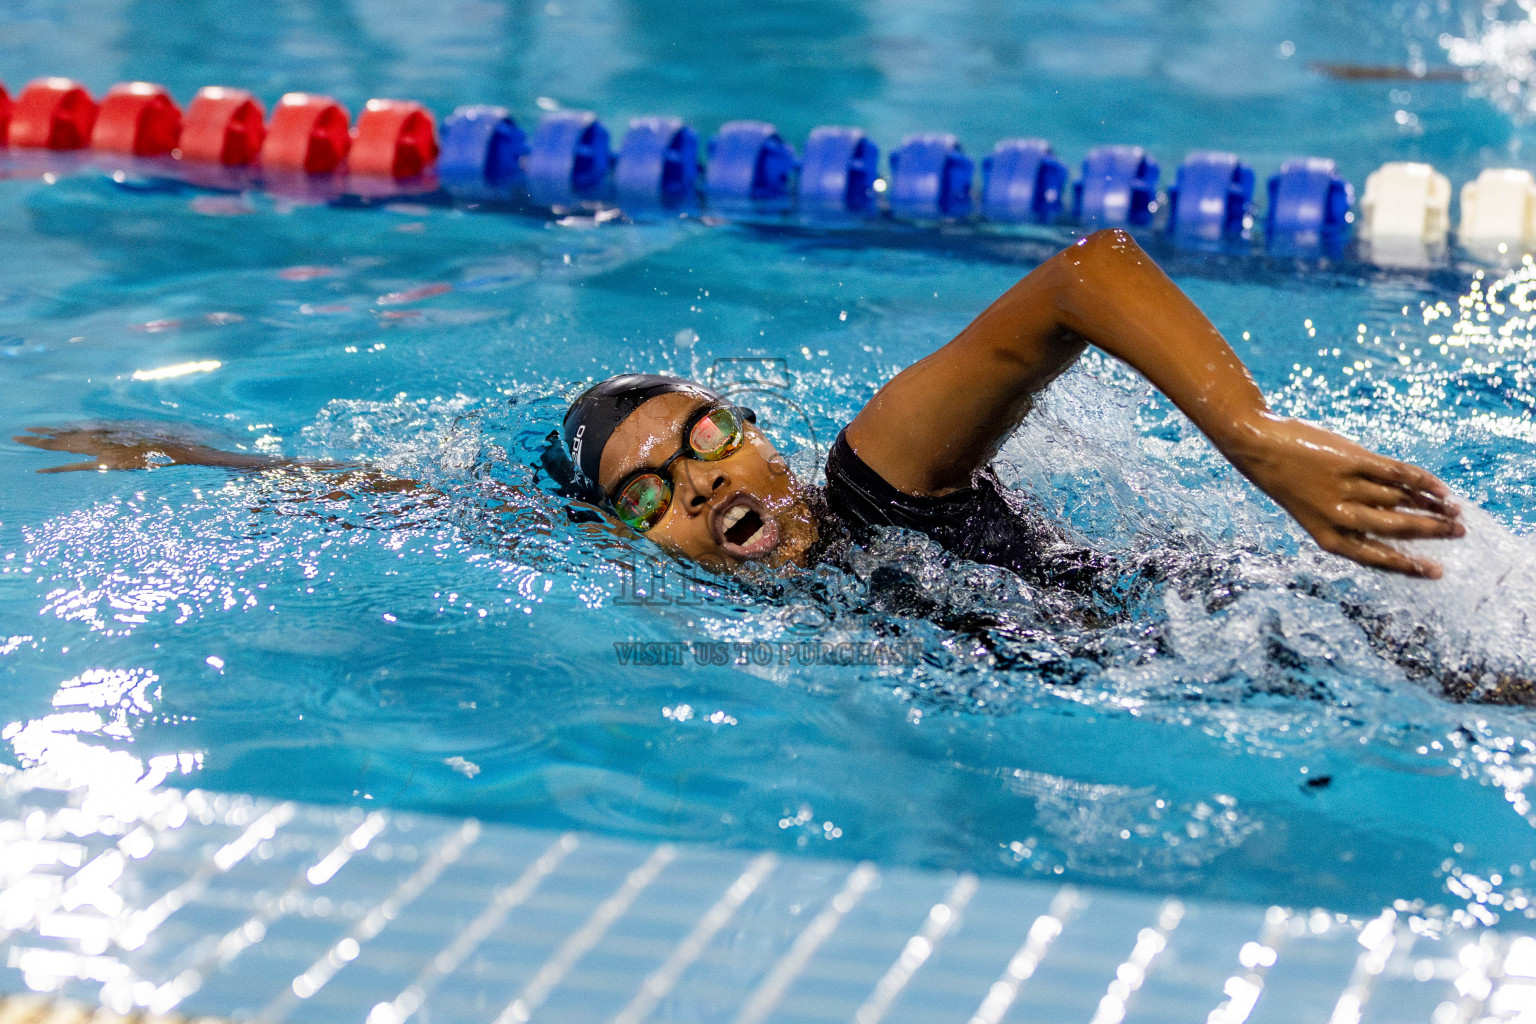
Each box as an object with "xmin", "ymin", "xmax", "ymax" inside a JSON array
[{"xmin": 2, "ymin": 0, "xmax": 1536, "ymax": 934}]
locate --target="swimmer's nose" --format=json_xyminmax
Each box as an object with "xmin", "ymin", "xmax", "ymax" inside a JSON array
[{"xmin": 675, "ymin": 457, "xmax": 728, "ymax": 513}]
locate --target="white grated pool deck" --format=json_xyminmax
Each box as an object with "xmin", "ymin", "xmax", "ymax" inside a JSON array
[{"xmin": 0, "ymin": 773, "xmax": 1531, "ymax": 1024}]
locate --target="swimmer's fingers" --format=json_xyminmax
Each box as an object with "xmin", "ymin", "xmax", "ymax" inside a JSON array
[
  {"xmin": 13, "ymin": 426, "xmax": 120, "ymax": 455},
  {"xmin": 1344, "ymin": 478, "xmax": 1462, "ymax": 520},
  {"xmin": 1346, "ymin": 478, "xmax": 1421, "ymax": 509},
  {"xmin": 1334, "ymin": 503, "xmax": 1465, "ymax": 540},
  {"xmin": 12, "ymin": 427, "xmax": 73, "ymax": 449},
  {"xmin": 1391, "ymin": 487, "xmax": 1461, "ymax": 518},
  {"xmin": 13, "ymin": 430, "xmax": 117, "ymax": 470},
  {"xmin": 36, "ymin": 460, "xmax": 113, "ymax": 474},
  {"xmin": 1355, "ymin": 454, "xmax": 1454, "ymax": 503},
  {"xmin": 14, "ymin": 433, "xmax": 156, "ymax": 471},
  {"xmin": 1316, "ymin": 529, "xmax": 1443, "ymax": 579}
]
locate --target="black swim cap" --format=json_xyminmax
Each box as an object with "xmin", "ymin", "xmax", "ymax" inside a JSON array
[{"xmin": 558, "ymin": 374, "xmax": 718, "ymax": 500}]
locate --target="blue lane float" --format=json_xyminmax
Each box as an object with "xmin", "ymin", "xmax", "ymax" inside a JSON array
[
  {"xmin": 1073, "ymin": 145, "xmax": 1159, "ymax": 227},
  {"xmin": 799, "ymin": 125, "xmax": 880, "ymax": 212},
  {"xmin": 438, "ymin": 105, "xmax": 528, "ymax": 186},
  {"xmin": 705, "ymin": 120, "xmax": 796, "ymax": 203},
  {"xmin": 1166, "ymin": 151, "xmax": 1254, "ymax": 247},
  {"xmin": 1266, "ymin": 157, "xmax": 1354, "ymax": 256},
  {"xmin": 526, "ymin": 109, "xmax": 611, "ymax": 205},
  {"xmin": 6, "ymin": 69, "xmax": 1429, "ymax": 265},
  {"xmin": 980, "ymin": 138, "xmax": 1067, "ymax": 223},
  {"xmin": 888, "ymin": 133, "xmax": 972, "ymax": 219},
  {"xmin": 614, "ymin": 116, "xmax": 698, "ymax": 208}
]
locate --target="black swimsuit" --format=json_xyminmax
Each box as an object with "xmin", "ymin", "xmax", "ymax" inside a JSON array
[
  {"xmin": 817, "ymin": 428, "xmax": 1111, "ymax": 590},
  {"xmin": 812, "ymin": 432, "xmax": 1536, "ymax": 705}
]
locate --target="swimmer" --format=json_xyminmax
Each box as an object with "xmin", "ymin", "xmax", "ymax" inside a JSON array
[
  {"xmin": 1310, "ymin": 63, "xmax": 1468, "ymax": 82},
  {"xmin": 546, "ymin": 229, "xmax": 1463, "ymax": 580},
  {"xmin": 17, "ymin": 229, "xmax": 1464, "ymax": 585}
]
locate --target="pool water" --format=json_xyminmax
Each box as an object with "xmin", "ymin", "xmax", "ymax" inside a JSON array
[{"xmin": 3, "ymin": 0, "xmax": 1536, "ymax": 932}]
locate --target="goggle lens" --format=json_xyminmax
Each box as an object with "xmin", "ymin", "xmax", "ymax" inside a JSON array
[
  {"xmin": 615, "ymin": 474, "xmax": 671, "ymax": 531},
  {"xmin": 689, "ymin": 407, "xmax": 743, "ymax": 460}
]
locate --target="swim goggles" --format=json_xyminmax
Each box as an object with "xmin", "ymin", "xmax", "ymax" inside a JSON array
[{"xmin": 607, "ymin": 403, "xmax": 747, "ymax": 532}]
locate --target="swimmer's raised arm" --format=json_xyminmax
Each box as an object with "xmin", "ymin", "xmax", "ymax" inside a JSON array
[{"xmin": 846, "ymin": 228, "xmax": 1464, "ymax": 578}]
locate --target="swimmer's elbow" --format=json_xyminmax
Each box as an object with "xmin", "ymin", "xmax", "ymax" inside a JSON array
[
  {"xmin": 975, "ymin": 228, "xmax": 1149, "ymax": 363},
  {"xmin": 1033, "ymin": 228, "xmax": 1144, "ymax": 295},
  {"xmin": 1039, "ymin": 228, "xmax": 1152, "ymax": 321},
  {"xmin": 1078, "ymin": 227, "xmax": 1144, "ymax": 261}
]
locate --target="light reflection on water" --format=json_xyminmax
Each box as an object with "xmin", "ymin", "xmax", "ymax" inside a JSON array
[{"xmin": 4, "ymin": 666, "xmax": 202, "ymax": 798}]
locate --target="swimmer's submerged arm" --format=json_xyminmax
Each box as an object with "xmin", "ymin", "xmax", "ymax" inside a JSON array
[
  {"xmin": 11, "ymin": 424, "xmax": 423, "ymax": 496},
  {"xmin": 15, "ymin": 425, "xmax": 583, "ymax": 551},
  {"xmin": 846, "ymin": 228, "xmax": 1463, "ymax": 578},
  {"xmin": 12, "ymin": 424, "xmax": 561, "ymax": 540}
]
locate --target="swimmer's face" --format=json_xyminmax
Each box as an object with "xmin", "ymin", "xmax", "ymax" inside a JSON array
[{"xmin": 597, "ymin": 391, "xmax": 819, "ymax": 571}]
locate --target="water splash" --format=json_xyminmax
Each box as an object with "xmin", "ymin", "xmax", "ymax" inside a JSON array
[{"xmin": 1442, "ymin": 0, "xmax": 1536, "ymax": 120}]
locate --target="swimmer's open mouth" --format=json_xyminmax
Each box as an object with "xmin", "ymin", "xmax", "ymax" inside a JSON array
[
  {"xmin": 724, "ymin": 505, "xmax": 763, "ymax": 545},
  {"xmin": 715, "ymin": 494, "xmax": 780, "ymax": 559}
]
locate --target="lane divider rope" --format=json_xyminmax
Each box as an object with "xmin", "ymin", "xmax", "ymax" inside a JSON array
[{"xmin": 0, "ymin": 75, "xmax": 1527, "ymax": 264}]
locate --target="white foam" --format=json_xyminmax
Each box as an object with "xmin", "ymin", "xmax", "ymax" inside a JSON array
[{"xmin": 1443, "ymin": 2, "xmax": 1536, "ymax": 120}]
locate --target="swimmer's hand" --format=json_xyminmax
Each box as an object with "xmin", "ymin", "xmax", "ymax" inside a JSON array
[
  {"xmin": 13, "ymin": 424, "xmax": 281, "ymax": 472},
  {"xmin": 1222, "ymin": 415, "xmax": 1463, "ymax": 579}
]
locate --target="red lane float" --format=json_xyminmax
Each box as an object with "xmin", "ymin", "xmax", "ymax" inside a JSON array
[
  {"xmin": 0, "ymin": 82, "xmax": 12, "ymax": 145},
  {"xmin": 10, "ymin": 77, "xmax": 98, "ymax": 149},
  {"xmin": 180, "ymin": 86, "xmax": 265, "ymax": 165},
  {"xmin": 350, "ymin": 99, "xmax": 437, "ymax": 178},
  {"xmin": 91, "ymin": 81, "xmax": 181, "ymax": 156},
  {"xmin": 260, "ymin": 92, "xmax": 350, "ymax": 174}
]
